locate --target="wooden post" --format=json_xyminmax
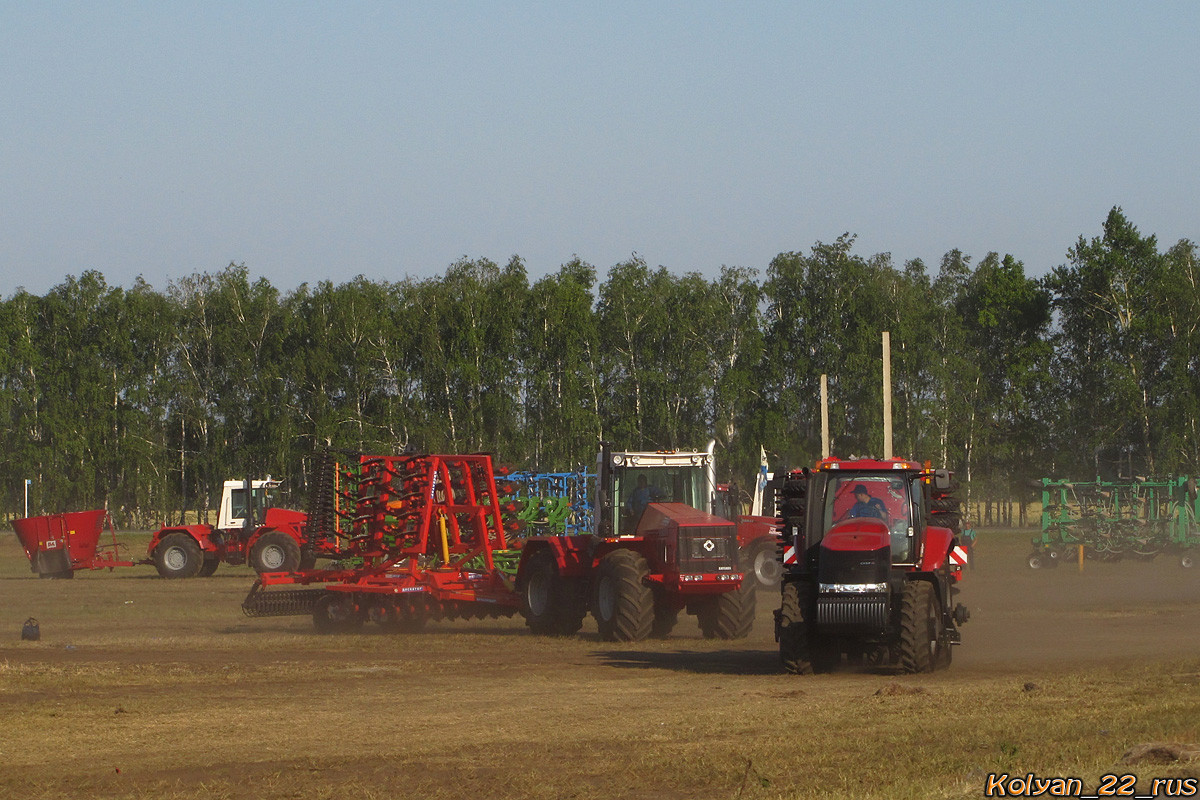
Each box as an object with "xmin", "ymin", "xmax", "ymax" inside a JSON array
[
  {"xmin": 882, "ymin": 331, "xmax": 893, "ymax": 460},
  {"xmin": 820, "ymin": 374, "xmax": 830, "ymax": 459}
]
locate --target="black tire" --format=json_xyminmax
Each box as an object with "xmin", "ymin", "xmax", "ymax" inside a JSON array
[
  {"xmin": 153, "ymin": 533, "xmax": 204, "ymax": 579},
  {"xmin": 198, "ymin": 558, "xmax": 219, "ymax": 577},
  {"xmin": 931, "ymin": 496, "xmax": 962, "ymax": 512},
  {"xmin": 1182, "ymin": 553, "xmax": 1196, "ymax": 569},
  {"xmin": 898, "ymin": 581, "xmax": 944, "ymax": 674},
  {"xmin": 520, "ymin": 549, "xmax": 585, "ymax": 636},
  {"xmin": 696, "ymin": 582, "xmax": 756, "ymax": 640},
  {"xmin": 592, "ymin": 549, "xmax": 654, "ymax": 642},
  {"xmin": 651, "ymin": 601, "xmax": 679, "ymax": 638},
  {"xmin": 779, "ymin": 581, "xmax": 818, "ymax": 675},
  {"xmin": 929, "ymin": 510, "xmax": 962, "ymax": 534},
  {"xmin": 249, "ymin": 531, "xmax": 302, "ymax": 574},
  {"xmin": 312, "ymin": 593, "xmax": 363, "ymax": 634},
  {"xmin": 744, "ymin": 539, "xmax": 783, "ymax": 590},
  {"xmin": 1027, "ymin": 551, "xmax": 1045, "ymax": 570}
]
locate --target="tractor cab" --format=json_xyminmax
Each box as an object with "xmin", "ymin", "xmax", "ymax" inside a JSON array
[
  {"xmin": 597, "ymin": 445, "xmax": 715, "ymax": 538},
  {"xmin": 217, "ymin": 479, "xmax": 281, "ymax": 533},
  {"xmin": 820, "ymin": 470, "xmax": 922, "ymax": 564}
]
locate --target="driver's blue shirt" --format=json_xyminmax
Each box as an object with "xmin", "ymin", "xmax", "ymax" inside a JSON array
[{"xmin": 847, "ymin": 497, "xmax": 887, "ymax": 520}]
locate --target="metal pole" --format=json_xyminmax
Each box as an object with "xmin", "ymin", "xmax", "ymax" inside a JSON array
[
  {"xmin": 882, "ymin": 331, "xmax": 893, "ymax": 460},
  {"xmin": 820, "ymin": 374, "xmax": 830, "ymax": 459},
  {"xmin": 24, "ymin": 479, "xmax": 30, "ymax": 519}
]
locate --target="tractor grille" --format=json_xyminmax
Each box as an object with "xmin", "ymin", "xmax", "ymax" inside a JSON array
[
  {"xmin": 817, "ymin": 594, "xmax": 888, "ymax": 629},
  {"xmin": 678, "ymin": 526, "xmax": 737, "ymax": 574}
]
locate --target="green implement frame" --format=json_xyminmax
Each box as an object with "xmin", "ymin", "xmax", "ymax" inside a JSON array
[{"xmin": 1032, "ymin": 476, "xmax": 1200, "ymax": 569}]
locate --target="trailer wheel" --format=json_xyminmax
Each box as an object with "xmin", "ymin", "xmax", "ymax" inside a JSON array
[
  {"xmin": 592, "ymin": 549, "xmax": 653, "ymax": 642},
  {"xmin": 779, "ymin": 581, "xmax": 819, "ymax": 674},
  {"xmin": 520, "ymin": 549, "xmax": 585, "ymax": 636},
  {"xmin": 1182, "ymin": 553, "xmax": 1195, "ymax": 569},
  {"xmin": 899, "ymin": 581, "xmax": 943, "ymax": 674},
  {"xmin": 1027, "ymin": 551, "xmax": 1045, "ymax": 570},
  {"xmin": 249, "ymin": 531, "xmax": 301, "ymax": 574},
  {"xmin": 744, "ymin": 539, "xmax": 783, "ymax": 590},
  {"xmin": 198, "ymin": 558, "xmax": 219, "ymax": 577},
  {"xmin": 153, "ymin": 533, "xmax": 203, "ymax": 579}
]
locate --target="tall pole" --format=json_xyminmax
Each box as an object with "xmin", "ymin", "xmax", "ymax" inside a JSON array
[
  {"xmin": 882, "ymin": 331, "xmax": 893, "ymax": 460},
  {"xmin": 820, "ymin": 374, "xmax": 830, "ymax": 459},
  {"xmin": 24, "ymin": 479, "xmax": 30, "ymax": 519}
]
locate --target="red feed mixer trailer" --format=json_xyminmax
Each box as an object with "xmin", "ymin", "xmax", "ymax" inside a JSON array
[
  {"xmin": 774, "ymin": 456, "xmax": 970, "ymax": 674},
  {"xmin": 242, "ymin": 446, "xmax": 755, "ymax": 642}
]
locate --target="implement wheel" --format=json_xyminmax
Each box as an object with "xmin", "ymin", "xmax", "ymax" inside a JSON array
[
  {"xmin": 249, "ymin": 531, "xmax": 301, "ymax": 574},
  {"xmin": 592, "ymin": 549, "xmax": 653, "ymax": 642},
  {"xmin": 313, "ymin": 594, "xmax": 363, "ymax": 634},
  {"xmin": 153, "ymin": 533, "xmax": 203, "ymax": 579}
]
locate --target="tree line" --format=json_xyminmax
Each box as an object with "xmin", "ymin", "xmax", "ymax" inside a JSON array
[{"xmin": 1, "ymin": 207, "xmax": 1196, "ymax": 528}]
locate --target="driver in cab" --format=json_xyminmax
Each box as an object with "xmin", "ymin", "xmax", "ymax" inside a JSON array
[{"xmin": 845, "ymin": 484, "xmax": 887, "ymax": 521}]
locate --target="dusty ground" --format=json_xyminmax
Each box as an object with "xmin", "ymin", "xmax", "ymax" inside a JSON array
[{"xmin": 2, "ymin": 530, "xmax": 1199, "ymax": 799}]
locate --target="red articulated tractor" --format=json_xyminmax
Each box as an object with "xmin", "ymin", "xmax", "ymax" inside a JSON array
[
  {"xmin": 147, "ymin": 479, "xmax": 318, "ymax": 578},
  {"xmin": 773, "ymin": 457, "xmax": 970, "ymax": 674},
  {"xmin": 516, "ymin": 442, "xmax": 755, "ymax": 641}
]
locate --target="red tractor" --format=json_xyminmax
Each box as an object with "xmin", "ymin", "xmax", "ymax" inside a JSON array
[
  {"xmin": 515, "ymin": 442, "xmax": 755, "ymax": 641},
  {"xmin": 773, "ymin": 457, "xmax": 969, "ymax": 673},
  {"xmin": 148, "ymin": 479, "xmax": 316, "ymax": 578}
]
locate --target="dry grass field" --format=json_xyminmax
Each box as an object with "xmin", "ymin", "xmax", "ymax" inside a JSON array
[{"xmin": 3, "ymin": 529, "xmax": 1200, "ymax": 799}]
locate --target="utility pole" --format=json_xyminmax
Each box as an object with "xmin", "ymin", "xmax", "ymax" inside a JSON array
[
  {"xmin": 24, "ymin": 478, "xmax": 31, "ymax": 519},
  {"xmin": 882, "ymin": 331, "xmax": 893, "ymax": 460}
]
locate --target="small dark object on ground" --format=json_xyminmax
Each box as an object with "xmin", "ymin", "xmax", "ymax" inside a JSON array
[
  {"xmin": 21, "ymin": 617, "xmax": 39, "ymax": 641},
  {"xmin": 1122, "ymin": 743, "xmax": 1200, "ymax": 765},
  {"xmin": 874, "ymin": 683, "xmax": 926, "ymax": 696},
  {"xmin": 1023, "ymin": 681, "xmax": 1040, "ymax": 692}
]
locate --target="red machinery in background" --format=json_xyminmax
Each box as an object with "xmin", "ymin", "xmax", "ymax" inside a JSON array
[{"xmin": 13, "ymin": 509, "xmax": 140, "ymax": 578}]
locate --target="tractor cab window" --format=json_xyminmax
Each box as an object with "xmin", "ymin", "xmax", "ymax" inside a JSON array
[
  {"xmin": 824, "ymin": 473, "xmax": 915, "ymax": 563},
  {"xmin": 229, "ymin": 486, "xmax": 276, "ymax": 524},
  {"xmin": 612, "ymin": 465, "xmax": 705, "ymax": 536},
  {"xmin": 230, "ymin": 489, "xmax": 248, "ymax": 521}
]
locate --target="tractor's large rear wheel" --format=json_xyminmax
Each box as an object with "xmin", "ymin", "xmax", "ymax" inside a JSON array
[
  {"xmin": 695, "ymin": 582, "xmax": 756, "ymax": 640},
  {"xmin": 592, "ymin": 549, "xmax": 653, "ymax": 642},
  {"xmin": 899, "ymin": 580, "xmax": 946, "ymax": 673},
  {"xmin": 153, "ymin": 533, "xmax": 204, "ymax": 579},
  {"xmin": 520, "ymin": 548, "xmax": 585, "ymax": 636},
  {"xmin": 779, "ymin": 580, "xmax": 819, "ymax": 674},
  {"xmin": 249, "ymin": 531, "xmax": 301, "ymax": 574}
]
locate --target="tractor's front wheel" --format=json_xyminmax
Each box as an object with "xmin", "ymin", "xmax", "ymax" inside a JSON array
[
  {"xmin": 592, "ymin": 549, "xmax": 653, "ymax": 642},
  {"xmin": 696, "ymin": 582, "xmax": 756, "ymax": 640},
  {"xmin": 153, "ymin": 533, "xmax": 204, "ymax": 579},
  {"xmin": 899, "ymin": 580, "xmax": 946, "ymax": 673},
  {"xmin": 779, "ymin": 580, "xmax": 819, "ymax": 674},
  {"xmin": 249, "ymin": 531, "xmax": 302, "ymax": 574}
]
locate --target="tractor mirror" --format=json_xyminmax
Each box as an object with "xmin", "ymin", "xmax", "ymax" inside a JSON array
[{"xmin": 932, "ymin": 470, "xmax": 952, "ymax": 491}]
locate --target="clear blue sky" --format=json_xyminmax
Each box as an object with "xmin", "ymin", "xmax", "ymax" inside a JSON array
[{"xmin": 2, "ymin": 2, "xmax": 1195, "ymax": 295}]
